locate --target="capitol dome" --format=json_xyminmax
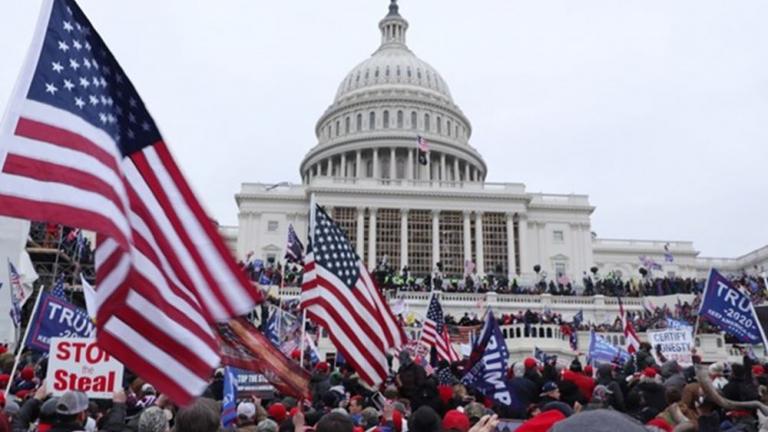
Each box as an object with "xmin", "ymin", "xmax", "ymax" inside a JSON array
[{"xmin": 300, "ymin": 0, "xmax": 486, "ymax": 185}]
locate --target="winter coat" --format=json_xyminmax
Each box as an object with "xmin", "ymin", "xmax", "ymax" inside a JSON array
[{"xmin": 595, "ymin": 364, "xmax": 625, "ymax": 412}]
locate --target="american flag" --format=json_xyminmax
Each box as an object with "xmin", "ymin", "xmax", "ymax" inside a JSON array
[
  {"xmin": 8, "ymin": 260, "xmax": 31, "ymax": 327},
  {"xmin": 617, "ymin": 296, "xmax": 639, "ymax": 354},
  {"xmin": 284, "ymin": 223, "xmax": 304, "ymax": 263},
  {"xmin": 301, "ymin": 205, "xmax": 405, "ymax": 386},
  {"xmin": 0, "ymin": 0, "xmax": 260, "ymax": 404},
  {"xmin": 416, "ymin": 135, "xmax": 428, "ymax": 165},
  {"xmin": 51, "ymin": 273, "xmax": 66, "ymax": 299},
  {"xmin": 421, "ymin": 293, "xmax": 460, "ymax": 363}
]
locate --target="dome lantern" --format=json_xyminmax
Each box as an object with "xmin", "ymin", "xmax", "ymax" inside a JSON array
[{"xmin": 378, "ymin": 0, "xmax": 408, "ymax": 49}]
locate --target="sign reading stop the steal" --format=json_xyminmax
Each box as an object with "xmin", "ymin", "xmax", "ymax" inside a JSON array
[{"xmin": 46, "ymin": 337, "xmax": 124, "ymax": 399}]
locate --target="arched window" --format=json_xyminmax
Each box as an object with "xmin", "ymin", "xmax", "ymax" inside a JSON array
[
  {"xmin": 396, "ymin": 66, "xmax": 401, "ymax": 77},
  {"xmin": 424, "ymin": 113, "xmax": 430, "ymax": 131},
  {"xmin": 411, "ymin": 111, "xmax": 417, "ymax": 129},
  {"xmin": 397, "ymin": 111, "xmax": 404, "ymax": 128},
  {"xmin": 326, "ymin": 125, "xmax": 331, "ymax": 139},
  {"xmin": 447, "ymin": 120, "xmax": 452, "ymax": 136},
  {"xmin": 385, "ymin": 66, "xmax": 390, "ymax": 77},
  {"xmin": 374, "ymin": 68, "xmax": 380, "ymax": 78},
  {"xmin": 546, "ymin": 328, "xmax": 553, "ymax": 338},
  {"xmin": 369, "ymin": 111, "xmax": 376, "ymax": 130},
  {"xmin": 345, "ymin": 117, "xmax": 350, "ymax": 134},
  {"xmin": 437, "ymin": 116, "xmax": 442, "ymax": 134},
  {"xmin": 383, "ymin": 110, "xmax": 389, "ymax": 128},
  {"xmin": 335, "ymin": 120, "xmax": 340, "ymax": 137},
  {"xmin": 455, "ymin": 125, "xmax": 459, "ymax": 137},
  {"xmin": 407, "ymin": 67, "xmax": 412, "ymax": 78},
  {"xmin": 356, "ymin": 113, "xmax": 362, "ymax": 131}
]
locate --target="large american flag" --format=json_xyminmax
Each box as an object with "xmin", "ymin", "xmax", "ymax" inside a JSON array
[
  {"xmin": 0, "ymin": 0, "xmax": 261, "ymax": 403},
  {"xmin": 618, "ymin": 296, "xmax": 639, "ymax": 354},
  {"xmin": 301, "ymin": 205, "xmax": 405, "ymax": 386},
  {"xmin": 421, "ymin": 293, "xmax": 460, "ymax": 363}
]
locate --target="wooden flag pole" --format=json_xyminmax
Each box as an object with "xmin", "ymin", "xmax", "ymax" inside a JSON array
[{"xmin": 5, "ymin": 285, "xmax": 44, "ymax": 397}]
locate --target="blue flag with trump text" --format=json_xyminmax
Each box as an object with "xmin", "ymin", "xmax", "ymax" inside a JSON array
[
  {"xmin": 24, "ymin": 292, "xmax": 95, "ymax": 352},
  {"xmin": 221, "ymin": 367, "xmax": 237, "ymax": 427},
  {"xmin": 462, "ymin": 311, "xmax": 519, "ymax": 409},
  {"xmin": 698, "ymin": 269, "xmax": 766, "ymax": 345},
  {"xmin": 588, "ymin": 331, "xmax": 630, "ymax": 365}
]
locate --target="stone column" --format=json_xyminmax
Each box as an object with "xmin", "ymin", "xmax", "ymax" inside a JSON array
[
  {"xmin": 325, "ymin": 158, "xmax": 331, "ymax": 177},
  {"xmin": 518, "ymin": 214, "xmax": 529, "ymax": 275},
  {"xmin": 355, "ymin": 150, "xmax": 362, "ymax": 178},
  {"xmin": 440, "ymin": 153, "xmax": 446, "ymax": 182},
  {"xmin": 463, "ymin": 210, "xmax": 472, "ymax": 267},
  {"xmin": 464, "ymin": 163, "xmax": 470, "ymax": 182},
  {"xmin": 390, "ymin": 147, "xmax": 396, "ymax": 180},
  {"xmin": 373, "ymin": 149, "xmax": 379, "ymax": 179},
  {"xmin": 507, "ymin": 212, "xmax": 517, "ymax": 277},
  {"xmin": 407, "ymin": 148, "xmax": 414, "ymax": 180},
  {"xmin": 340, "ymin": 153, "xmax": 347, "ymax": 177},
  {"xmin": 400, "ymin": 209, "xmax": 409, "ymax": 269},
  {"xmin": 431, "ymin": 210, "xmax": 440, "ymax": 268},
  {"xmin": 367, "ymin": 208, "xmax": 377, "ymax": 270},
  {"xmin": 475, "ymin": 212, "xmax": 485, "ymax": 274},
  {"xmin": 453, "ymin": 157, "xmax": 459, "ymax": 182},
  {"xmin": 356, "ymin": 207, "xmax": 365, "ymax": 259},
  {"xmin": 536, "ymin": 222, "xmax": 547, "ymax": 270}
]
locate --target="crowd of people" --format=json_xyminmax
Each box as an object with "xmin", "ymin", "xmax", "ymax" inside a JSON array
[{"xmin": 4, "ymin": 338, "xmax": 768, "ymax": 432}]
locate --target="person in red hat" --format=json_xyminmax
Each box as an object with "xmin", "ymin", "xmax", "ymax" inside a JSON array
[
  {"xmin": 310, "ymin": 361, "xmax": 332, "ymax": 409},
  {"xmin": 442, "ymin": 409, "xmax": 470, "ymax": 432},
  {"xmin": 10, "ymin": 366, "xmax": 37, "ymax": 395},
  {"xmin": 523, "ymin": 358, "xmax": 545, "ymax": 393},
  {"xmin": 267, "ymin": 402, "xmax": 287, "ymax": 424}
]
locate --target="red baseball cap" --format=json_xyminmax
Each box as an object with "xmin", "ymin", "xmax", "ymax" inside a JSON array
[{"xmin": 442, "ymin": 410, "xmax": 470, "ymax": 432}]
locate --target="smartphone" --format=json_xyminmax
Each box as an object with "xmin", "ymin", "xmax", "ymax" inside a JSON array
[{"xmin": 371, "ymin": 391, "xmax": 386, "ymax": 411}]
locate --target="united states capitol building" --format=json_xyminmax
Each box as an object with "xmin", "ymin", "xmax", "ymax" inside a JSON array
[
  {"xmin": 221, "ymin": 2, "xmax": 768, "ymax": 363},
  {"xmin": 225, "ymin": 1, "xmax": 767, "ymax": 285}
]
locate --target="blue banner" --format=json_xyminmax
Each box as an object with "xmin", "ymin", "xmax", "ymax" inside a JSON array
[
  {"xmin": 699, "ymin": 269, "xmax": 766, "ymax": 345},
  {"xmin": 25, "ymin": 293, "xmax": 95, "ymax": 352},
  {"xmin": 588, "ymin": 331, "xmax": 630, "ymax": 365},
  {"xmin": 462, "ymin": 311, "xmax": 519, "ymax": 408},
  {"xmin": 666, "ymin": 318, "xmax": 691, "ymax": 330},
  {"xmin": 221, "ymin": 367, "xmax": 237, "ymax": 427}
]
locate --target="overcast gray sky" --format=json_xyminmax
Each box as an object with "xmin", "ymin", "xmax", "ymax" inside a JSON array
[{"xmin": 1, "ymin": 1, "xmax": 766, "ymax": 258}]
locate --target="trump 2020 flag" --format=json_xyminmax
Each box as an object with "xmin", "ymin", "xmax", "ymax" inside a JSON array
[
  {"xmin": 698, "ymin": 268, "xmax": 767, "ymax": 346},
  {"xmin": 588, "ymin": 331, "xmax": 630, "ymax": 366},
  {"xmin": 221, "ymin": 367, "xmax": 237, "ymax": 428},
  {"xmin": 0, "ymin": 0, "xmax": 262, "ymax": 404},
  {"xmin": 462, "ymin": 310, "xmax": 519, "ymax": 409}
]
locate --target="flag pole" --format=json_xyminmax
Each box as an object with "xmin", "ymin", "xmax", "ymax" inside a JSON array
[
  {"xmin": 5, "ymin": 285, "xmax": 44, "ymax": 397},
  {"xmin": 299, "ymin": 193, "xmax": 318, "ymax": 368}
]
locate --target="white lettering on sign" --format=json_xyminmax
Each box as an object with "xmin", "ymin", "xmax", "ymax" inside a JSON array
[{"xmin": 46, "ymin": 337, "xmax": 124, "ymax": 399}]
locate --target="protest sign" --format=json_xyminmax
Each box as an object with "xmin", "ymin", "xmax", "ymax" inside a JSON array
[
  {"xmin": 46, "ymin": 337, "xmax": 123, "ymax": 399},
  {"xmin": 232, "ymin": 368, "xmax": 276, "ymax": 399},
  {"xmin": 647, "ymin": 328, "xmax": 693, "ymax": 366},
  {"xmin": 699, "ymin": 269, "xmax": 767, "ymax": 345},
  {"xmin": 25, "ymin": 293, "xmax": 96, "ymax": 352}
]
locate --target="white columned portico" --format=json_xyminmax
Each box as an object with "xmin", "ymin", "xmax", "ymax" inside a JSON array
[
  {"xmin": 517, "ymin": 214, "xmax": 529, "ymax": 276},
  {"xmin": 356, "ymin": 207, "xmax": 365, "ymax": 259},
  {"xmin": 373, "ymin": 149, "xmax": 380, "ymax": 178},
  {"xmin": 431, "ymin": 210, "xmax": 440, "ymax": 267},
  {"xmin": 340, "ymin": 153, "xmax": 347, "ymax": 177},
  {"xmin": 506, "ymin": 212, "xmax": 516, "ymax": 277},
  {"xmin": 367, "ymin": 207, "xmax": 377, "ymax": 270},
  {"xmin": 462, "ymin": 210, "xmax": 471, "ymax": 266},
  {"xmin": 355, "ymin": 150, "xmax": 362, "ymax": 178},
  {"xmin": 400, "ymin": 209, "xmax": 409, "ymax": 270},
  {"xmin": 475, "ymin": 211, "xmax": 484, "ymax": 274}
]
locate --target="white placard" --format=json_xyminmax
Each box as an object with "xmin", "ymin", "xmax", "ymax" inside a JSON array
[
  {"xmin": 46, "ymin": 337, "xmax": 124, "ymax": 399},
  {"xmin": 647, "ymin": 328, "xmax": 693, "ymax": 366}
]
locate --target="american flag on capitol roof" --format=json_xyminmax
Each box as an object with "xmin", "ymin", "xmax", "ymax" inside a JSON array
[
  {"xmin": 301, "ymin": 205, "xmax": 406, "ymax": 387},
  {"xmin": 0, "ymin": 0, "xmax": 261, "ymax": 404}
]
